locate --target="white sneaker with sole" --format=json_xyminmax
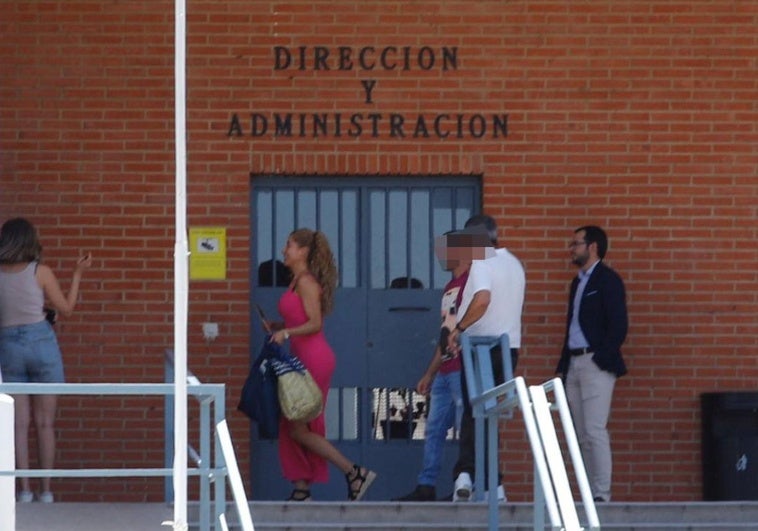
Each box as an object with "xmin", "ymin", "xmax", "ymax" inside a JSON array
[
  {"xmin": 453, "ymin": 472, "xmax": 472, "ymax": 502},
  {"xmin": 17, "ymin": 490, "xmax": 34, "ymax": 503},
  {"xmin": 39, "ymin": 491, "xmax": 54, "ymax": 503}
]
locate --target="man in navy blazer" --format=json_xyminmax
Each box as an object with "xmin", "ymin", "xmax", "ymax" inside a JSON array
[{"xmin": 556, "ymin": 225, "xmax": 628, "ymax": 503}]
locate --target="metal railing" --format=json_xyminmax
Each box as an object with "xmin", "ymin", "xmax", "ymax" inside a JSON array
[
  {"xmin": 535, "ymin": 378, "xmax": 600, "ymax": 531},
  {"xmin": 460, "ymin": 333, "xmax": 599, "ymax": 531},
  {"xmin": 0, "ymin": 381, "xmax": 228, "ymax": 531},
  {"xmin": 164, "ymin": 350, "xmax": 213, "ymax": 502}
]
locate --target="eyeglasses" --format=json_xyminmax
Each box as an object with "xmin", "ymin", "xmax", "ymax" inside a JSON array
[{"xmin": 568, "ymin": 240, "xmax": 587, "ymax": 249}]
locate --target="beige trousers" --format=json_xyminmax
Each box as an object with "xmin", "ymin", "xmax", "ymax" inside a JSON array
[{"xmin": 566, "ymin": 352, "xmax": 616, "ymax": 501}]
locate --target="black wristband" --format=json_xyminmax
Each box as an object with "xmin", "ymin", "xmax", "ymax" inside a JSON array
[{"xmin": 455, "ymin": 323, "xmax": 465, "ymax": 333}]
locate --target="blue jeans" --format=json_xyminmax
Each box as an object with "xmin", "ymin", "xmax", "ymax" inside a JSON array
[
  {"xmin": 0, "ymin": 320, "xmax": 64, "ymax": 383},
  {"xmin": 417, "ymin": 370, "xmax": 463, "ymax": 486}
]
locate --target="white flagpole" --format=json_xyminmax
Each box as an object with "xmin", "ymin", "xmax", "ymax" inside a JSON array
[{"xmin": 173, "ymin": 0, "xmax": 189, "ymax": 529}]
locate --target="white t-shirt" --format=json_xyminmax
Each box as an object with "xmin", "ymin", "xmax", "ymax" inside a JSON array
[{"xmin": 457, "ymin": 247, "xmax": 525, "ymax": 348}]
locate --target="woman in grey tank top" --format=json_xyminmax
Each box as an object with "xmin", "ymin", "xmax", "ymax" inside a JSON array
[{"xmin": 0, "ymin": 217, "xmax": 92, "ymax": 503}]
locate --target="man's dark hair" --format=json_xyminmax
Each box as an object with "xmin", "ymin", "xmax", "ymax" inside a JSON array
[
  {"xmin": 576, "ymin": 225, "xmax": 608, "ymax": 259},
  {"xmin": 464, "ymin": 214, "xmax": 497, "ymax": 246}
]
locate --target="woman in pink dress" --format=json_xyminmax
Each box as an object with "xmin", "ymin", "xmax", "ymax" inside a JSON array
[{"xmin": 267, "ymin": 228, "xmax": 376, "ymax": 502}]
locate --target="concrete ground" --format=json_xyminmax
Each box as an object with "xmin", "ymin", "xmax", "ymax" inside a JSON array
[
  {"xmin": 15, "ymin": 502, "xmax": 175, "ymax": 531},
  {"xmin": 13, "ymin": 500, "xmax": 758, "ymax": 530}
]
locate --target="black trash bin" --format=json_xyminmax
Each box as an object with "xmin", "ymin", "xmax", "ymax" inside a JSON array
[{"xmin": 701, "ymin": 392, "xmax": 758, "ymax": 501}]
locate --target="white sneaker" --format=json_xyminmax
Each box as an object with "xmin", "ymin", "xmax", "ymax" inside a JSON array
[
  {"xmin": 17, "ymin": 490, "xmax": 34, "ymax": 503},
  {"xmin": 38, "ymin": 491, "xmax": 54, "ymax": 503},
  {"xmin": 453, "ymin": 472, "xmax": 472, "ymax": 502},
  {"xmin": 484, "ymin": 484, "xmax": 507, "ymax": 502}
]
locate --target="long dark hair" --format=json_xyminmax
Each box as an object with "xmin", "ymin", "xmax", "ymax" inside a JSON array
[
  {"xmin": 289, "ymin": 228, "xmax": 338, "ymax": 315},
  {"xmin": 0, "ymin": 218, "xmax": 42, "ymax": 264}
]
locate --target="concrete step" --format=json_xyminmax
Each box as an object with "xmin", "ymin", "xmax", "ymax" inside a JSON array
[
  {"xmin": 230, "ymin": 501, "xmax": 758, "ymax": 531},
  {"xmin": 15, "ymin": 501, "xmax": 758, "ymax": 531}
]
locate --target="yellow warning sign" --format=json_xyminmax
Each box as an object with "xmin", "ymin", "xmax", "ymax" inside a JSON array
[{"xmin": 189, "ymin": 227, "xmax": 227, "ymax": 280}]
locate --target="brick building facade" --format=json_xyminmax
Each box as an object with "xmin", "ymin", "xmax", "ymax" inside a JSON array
[{"xmin": 1, "ymin": 1, "xmax": 756, "ymax": 502}]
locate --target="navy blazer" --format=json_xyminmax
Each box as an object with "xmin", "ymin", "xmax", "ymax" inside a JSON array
[{"xmin": 556, "ymin": 261, "xmax": 628, "ymax": 378}]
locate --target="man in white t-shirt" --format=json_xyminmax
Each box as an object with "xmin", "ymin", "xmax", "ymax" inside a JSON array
[{"xmin": 446, "ymin": 215, "xmax": 526, "ymax": 502}]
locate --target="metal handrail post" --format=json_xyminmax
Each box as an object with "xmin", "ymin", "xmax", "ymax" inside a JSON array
[
  {"xmin": 165, "ymin": 349, "xmax": 226, "ymax": 530},
  {"xmin": 513, "ymin": 378, "xmax": 562, "ymax": 528},
  {"xmin": 215, "ymin": 420, "xmax": 254, "ymax": 531},
  {"xmin": 530, "ymin": 385, "xmax": 581, "ymax": 530},
  {"xmin": 533, "ymin": 460, "xmax": 545, "ymax": 531},
  {"xmin": 474, "ymin": 412, "xmax": 485, "ymax": 501},
  {"xmin": 473, "ymin": 344, "xmax": 491, "ymax": 501},
  {"xmin": 165, "ymin": 354, "xmax": 176, "ymax": 502},
  {"xmin": 543, "ymin": 377, "xmax": 600, "ymax": 531},
  {"xmin": 459, "ymin": 334, "xmax": 514, "ymax": 504},
  {"xmin": 199, "ymin": 394, "xmax": 212, "ymax": 531},
  {"xmin": 212, "ymin": 386, "xmax": 228, "ymax": 529},
  {"xmin": 486, "ymin": 414, "xmax": 499, "ymax": 531}
]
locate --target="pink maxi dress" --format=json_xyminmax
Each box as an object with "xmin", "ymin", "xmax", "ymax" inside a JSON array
[{"xmin": 277, "ymin": 287, "xmax": 336, "ymax": 483}]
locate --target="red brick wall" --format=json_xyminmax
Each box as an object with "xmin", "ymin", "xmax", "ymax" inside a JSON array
[{"xmin": 1, "ymin": 1, "xmax": 756, "ymax": 502}]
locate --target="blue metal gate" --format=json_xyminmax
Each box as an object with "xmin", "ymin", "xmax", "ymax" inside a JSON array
[{"xmin": 249, "ymin": 175, "xmax": 480, "ymax": 501}]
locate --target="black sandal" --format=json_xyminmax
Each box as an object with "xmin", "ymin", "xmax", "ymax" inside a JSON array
[
  {"xmin": 286, "ymin": 488, "xmax": 312, "ymax": 501},
  {"xmin": 345, "ymin": 464, "xmax": 377, "ymax": 501}
]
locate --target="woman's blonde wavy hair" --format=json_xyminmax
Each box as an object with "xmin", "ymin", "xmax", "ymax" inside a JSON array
[{"xmin": 289, "ymin": 228, "xmax": 338, "ymax": 315}]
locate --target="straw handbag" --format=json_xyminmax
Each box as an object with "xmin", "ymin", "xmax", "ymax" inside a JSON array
[{"xmin": 270, "ymin": 350, "xmax": 323, "ymax": 422}]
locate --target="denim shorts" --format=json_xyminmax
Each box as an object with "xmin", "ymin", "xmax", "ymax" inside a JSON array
[{"xmin": 0, "ymin": 320, "xmax": 65, "ymax": 383}]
